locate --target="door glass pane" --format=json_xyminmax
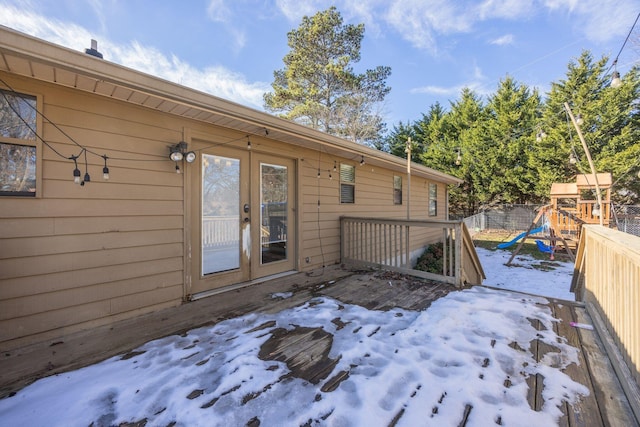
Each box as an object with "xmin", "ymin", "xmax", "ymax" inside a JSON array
[
  {"xmin": 261, "ymin": 163, "xmax": 287, "ymax": 264},
  {"xmin": 202, "ymin": 154, "xmax": 240, "ymax": 275}
]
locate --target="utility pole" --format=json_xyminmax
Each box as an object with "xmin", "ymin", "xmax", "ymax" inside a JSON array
[
  {"xmin": 406, "ymin": 137, "xmax": 411, "ymax": 220},
  {"xmin": 563, "ymin": 102, "xmax": 604, "ymax": 226}
]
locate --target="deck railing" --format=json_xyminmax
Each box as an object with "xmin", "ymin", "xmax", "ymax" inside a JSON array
[
  {"xmin": 202, "ymin": 216, "xmax": 238, "ymax": 248},
  {"xmin": 571, "ymin": 225, "xmax": 640, "ymax": 417},
  {"xmin": 340, "ymin": 217, "xmax": 485, "ymax": 287}
]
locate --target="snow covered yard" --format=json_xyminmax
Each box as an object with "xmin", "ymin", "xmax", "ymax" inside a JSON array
[
  {"xmin": 0, "ymin": 251, "xmax": 606, "ymax": 426},
  {"xmin": 476, "ymin": 247, "xmax": 575, "ymax": 301}
]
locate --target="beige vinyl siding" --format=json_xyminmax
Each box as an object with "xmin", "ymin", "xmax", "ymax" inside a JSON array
[{"xmin": 0, "ymin": 74, "xmax": 188, "ymax": 349}]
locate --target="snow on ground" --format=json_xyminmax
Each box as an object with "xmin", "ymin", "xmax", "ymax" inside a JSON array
[
  {"xmin": 0, "ymin": 250, "xmax": 584, "ymax": 426},
  {"xmin": 476, "ymin": 247, "xmax": 575, "ymax": 301}
]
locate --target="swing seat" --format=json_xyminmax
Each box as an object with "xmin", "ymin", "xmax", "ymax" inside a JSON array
[{"xmin": 535, "ymin": 239, "xmax": 553, "ymax": 253}]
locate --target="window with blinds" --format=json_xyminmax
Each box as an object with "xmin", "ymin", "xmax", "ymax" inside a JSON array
[
  {"xmin": 429, "ymin": 183, "xmax": 437, "ymax": 216},
  {"xmin": 393, "ymin": 175, "xmax": 402, "ymax": 205},
  {"xmin": 340, "ymin": 163, "xmax": 355, "ymax": 204}
]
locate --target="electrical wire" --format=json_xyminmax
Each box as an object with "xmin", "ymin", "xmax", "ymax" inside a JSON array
[{"xmin": 604, "ymin": 11, "xmax": 640, "ymax": 75}]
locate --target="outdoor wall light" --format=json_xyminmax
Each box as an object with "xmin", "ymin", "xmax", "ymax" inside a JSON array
[
  {"xmin": 169, "ymin": 141, "xmax": 196, "ymax": 163},
  {"xmin": 169, "ymin": 141, "xmax": 196, "ymax": 164},
  {"xmin": 455, "ymin": 148, "xmax": 462, "ymax": 166}
]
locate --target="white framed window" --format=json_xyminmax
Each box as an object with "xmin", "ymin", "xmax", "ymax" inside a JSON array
[
  {"xmin": 340, "ymin": 163, "xmax": 355, "ymax": 204},
  {"xmin": 393, "ymin": 175, "xmax": 402, "ymax": 205},
  {"xmin": 0, "ymin": 89, "xmax": 40, "ymax": 197},
  {"xmin": 428, "ymin": 183, "xmax": 437, "ymax": 216}
]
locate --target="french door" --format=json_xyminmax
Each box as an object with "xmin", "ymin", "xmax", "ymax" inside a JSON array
[{"xmin": 189, "ymin": 145, "xmax": 296, "ymax": 295}]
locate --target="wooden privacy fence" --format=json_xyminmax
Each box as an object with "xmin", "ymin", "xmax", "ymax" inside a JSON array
[
  {"xmin": 340, "ymin": 217, "xmax": 484, "ymax": 287},
  {"xmin": 571, "ymin": 225, "xmax": 640, "ymax": 420}
]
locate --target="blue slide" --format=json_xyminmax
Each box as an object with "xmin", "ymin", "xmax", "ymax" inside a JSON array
[{"xmin": 496, "ymin": 226, "xmax": 546, "ymax": 249}]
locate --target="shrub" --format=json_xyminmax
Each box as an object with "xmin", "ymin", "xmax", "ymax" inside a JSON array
[{"xmin": 415, "ymin": 242, "xmax": 445, "ymax": 274}]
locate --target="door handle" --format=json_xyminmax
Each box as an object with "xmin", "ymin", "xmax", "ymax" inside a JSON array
[{"xmin": 244, "ymin": 204, "xmax": 250, "ymax": 213}]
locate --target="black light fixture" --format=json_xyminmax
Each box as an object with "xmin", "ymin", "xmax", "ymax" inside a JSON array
[
  {"xmin": 455, "ymin": 148, "xmax": 462, "ymax": 166},
  {"xmin": 101, "ymin": 155, "xmax": 110, "ymax": 180},
  {"xmin": 169, "ymin": 142, "xmax": 196, "ymax": 172},
  {"xmin": 70, "ymin": 154, "xmax": 81, "ymax": 184},
  {"xmin": 360, "ymin": 155, "xmax": 365, "ymax": 166},
  {"xmin": 81, "ymin": 150, "xmax": 90, "ymax": 186}
]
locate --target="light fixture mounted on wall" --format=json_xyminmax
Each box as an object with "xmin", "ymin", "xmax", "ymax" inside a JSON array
[{"xmin": 169, "ymin": 141, "xmax": 196, "ymax": 173}]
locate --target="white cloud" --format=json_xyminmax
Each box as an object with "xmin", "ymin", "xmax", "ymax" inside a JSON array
[
  {"xmin": 205, "ymin": 0, "xmax": 247, "ymax": 53},
  {"xmin": 410, "ymin": 61, "xmax": 492, "ymax": 100},
  {"xmin": 0, "ymin": 4, "xmax": 268, "ymax": 109},
  {"xmin": 385, "ymin": 0, "xmax": 473, "ymax": 54},
  {"xmin": 275, "ymin": 0, "xmax": 329, "ymax": 22},
  {"xmin": 379, "ymin": 0, "xmax": 640, "ymax": 53},
  {"xmin": 478, "ymin": 0, "xmax": 535, "ymax": 20},
  {"xmin": 207, "ymin": 0, "xmax": 232, "ymax": 22},
  {"xmin": 540, "ymin": 0, "xmax": 640, "ymax": 43},
  {"xmin": 490, "ymin": 33, "xmax": 515, "ymax": 46},
  {"xmin": 410, "ymin": 80, "xmax": 492, "ymax": 99}
]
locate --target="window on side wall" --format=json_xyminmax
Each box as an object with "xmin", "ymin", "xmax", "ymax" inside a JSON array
[
  {"xmin": 428, "ymin": 183, "xmax": 437, "ymax": 216},
  {"xmin": 340, "ymin": 163, "xmax": 355, "ymax": 204},
  {"xmin": 393, "ymin": 175, "xmax": 402, "ymax": 205},
  {"xmin": 0, "ymin": 90, "xmax": 38, "ymax": 197}
]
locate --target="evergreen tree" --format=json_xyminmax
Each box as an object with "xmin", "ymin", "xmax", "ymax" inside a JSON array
[
  {"xmin": 537, "ymin": 51, "xmax": 640, "ymax": 204},
  {"xmin": 385, "ymin": 121, "xmax": 416, "ymax": 159},
  {"xmin": 534, "ymin": 51, "xmax": 609, "ymax": 198},
  {"xmin": 263, "ymin": 7, "xmax": 391, "ymax": 146},
  {"xmin": 472, "ymin": 77, "xmax": 541, "ymax": 205},
  {"xmin": 446, "ymin": 89, "xmax": 486, "ymax": 216},
  {"xmin": 417, "ymin": 102, "xmax": 453, "ymax": 168}
]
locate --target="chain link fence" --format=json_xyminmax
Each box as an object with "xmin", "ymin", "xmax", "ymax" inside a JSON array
[
  {"xmin": 463, "ymin": 204, "xmax": 640, "ymax": 237},
  {"xmin": 612, "ymin": 205, "xmax": 640, "ymax": 237}
]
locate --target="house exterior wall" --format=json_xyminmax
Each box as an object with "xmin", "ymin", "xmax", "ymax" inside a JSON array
[{"xmin": 0, "ymin": 70, "xmax": 451, "ymax": 351}]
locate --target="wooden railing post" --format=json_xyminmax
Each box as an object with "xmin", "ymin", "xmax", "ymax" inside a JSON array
[{"xmin": 454, "ymin": 223, "xmax": 463, "ymax": 287}]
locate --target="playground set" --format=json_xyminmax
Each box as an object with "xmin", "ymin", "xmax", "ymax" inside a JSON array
[{"xmin": 498, "ymin": 173, "xmax": 612, "ymax": 265}]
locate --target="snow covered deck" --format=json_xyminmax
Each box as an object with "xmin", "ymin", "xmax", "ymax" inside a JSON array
[{"xmin": 0, "ymin": 266, "xmax": 636, "ymax": 426}]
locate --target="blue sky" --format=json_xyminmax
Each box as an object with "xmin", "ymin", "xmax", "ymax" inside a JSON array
[{"xmin": 1, "ymin": 0, "xmax": 639, "ymax": 128}]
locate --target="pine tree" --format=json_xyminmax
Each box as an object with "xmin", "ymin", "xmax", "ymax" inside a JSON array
[
  {"xmin": 446, "ymin": 89, "xmax": 486, "ymax": 216},
  {"xmin": 472, "ymin": 77, "xmax": 541, "ymax": 205},
  {"xmin": 537, "ymin": 51, "xmax": 640, "ymax": 203},
  {"xmin": 263, "ymin": 7, "xmax": 391, "ymax": 146}
]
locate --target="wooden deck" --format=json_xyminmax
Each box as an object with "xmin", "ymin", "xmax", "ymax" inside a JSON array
[{"xmin": 1, "ymin": 266, "xmax": 637, "ymax": 426}]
